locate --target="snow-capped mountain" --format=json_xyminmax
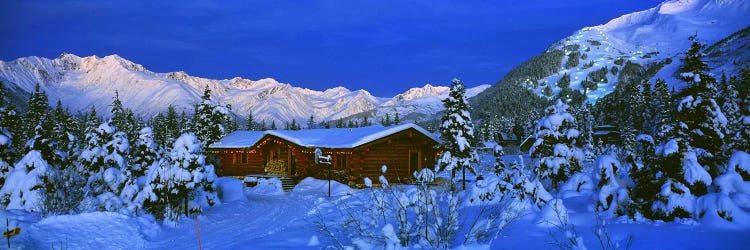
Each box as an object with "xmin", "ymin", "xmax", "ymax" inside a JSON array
[
  {"xmin": 532, "ymin": 0, "xmax": 750, "ymax": 100},
  {"xmin": 357, "ymin": 84, "xmax": 490, "ymax": 123},
  {"xmin": 0, "ymin": 53, "xmax": 486, "ymax": 124}
]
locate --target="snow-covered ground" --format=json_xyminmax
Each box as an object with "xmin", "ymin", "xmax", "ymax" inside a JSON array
[{"xmin": 2, "ymin": 155, "xmax": 748, "ymax": 249}]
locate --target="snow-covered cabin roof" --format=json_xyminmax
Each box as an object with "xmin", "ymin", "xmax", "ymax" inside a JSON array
[
  {"xmin": 208, "ymin": 131, "xmax": 266, "ymax": 149},
  {"xmin": 209, "ymin": 123, "xmax": 440, "ymax": 149}
]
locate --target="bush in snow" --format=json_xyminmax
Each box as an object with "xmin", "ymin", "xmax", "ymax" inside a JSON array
[
  {"xmin": 594, "ymin": 155, "xmax": 629, "ymax": 217},
  {"xmin": 635, "ymin": 139, "xmax": 711, "ymax": 221},
  {"xmin": 559, "ymin": 172, "xmax": 594, "ymax": 199},
  {"xmin": 436, "ymin": 79, "xmax": 478, "ymax": 190},
  {"xmin": 530, "ymin": 99, "xmax": 583, "ymax": 190},
  {"xmin": 319, "ymin": 166, "xmax": 465, "ymax": 249},
  {"xmin": 142, "ymin": 133, "xmax": 218, "ymax": 221},
  {"xmin": 695, "ymin": 170, "xmax": 750, "ymax": 226},
  {"xmin": 495, "ymin": 158, "xmax": 528, "ymax": 199},
  {"xmin": 651, "ymin": 179, "xmax": 695, "ymax": 221},
  {"xmin": 727, "ymin": 151, "xmax": 750, "ymax": 181}
]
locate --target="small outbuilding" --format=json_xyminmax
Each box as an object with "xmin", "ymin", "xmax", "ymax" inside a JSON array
[{"xmin": 208, "ymin": 124, "xmax": 441, "ymax": 186}]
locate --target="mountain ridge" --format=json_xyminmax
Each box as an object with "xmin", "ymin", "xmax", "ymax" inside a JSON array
[{"xmin": 0, "ymin": 53, "xmax": 489, "ymax": 124}]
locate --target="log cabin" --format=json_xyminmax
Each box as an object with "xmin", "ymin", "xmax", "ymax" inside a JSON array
[{"xmin": 208, "ymin": 123, "xmax": 441, "ymax": 186}]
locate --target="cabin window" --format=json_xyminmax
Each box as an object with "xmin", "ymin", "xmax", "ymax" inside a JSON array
[{"xmin": 336, "ymin": 154, "xmax": 347, "ymax": 169}]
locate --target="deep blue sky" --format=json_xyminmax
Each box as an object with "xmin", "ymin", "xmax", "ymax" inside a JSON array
[{"xmin": 0, "ymin": 0, "xmax": 663, "ymax": 96}]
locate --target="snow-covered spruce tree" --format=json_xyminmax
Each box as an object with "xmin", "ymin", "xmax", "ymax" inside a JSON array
[
  {"xmin": 143, "ymin": 133, "xmax": 218, "ymax": 221},
  {"xmin": 0, "ymin": 126, "xmax": 12, "ymax": 187},
  {"xmin": 110, "ymin": 90, "xmax": 141, "ymax": 146},
  {"xmin": 81, "ymin": 105, "xmax": 102, "ymax": 139},
  {"xmin": 627, "ymin": 134, "xmax": 659, "ymax": 218},
  {"xmin": 652, "ymin": 79, "xmax": 673, "ymax": 142},
  {"xmin": 719, "ymin": 81, "xmax": 742, "ymax": 152},
  {"xmin": 96, "ymin": 129, "xmax": 131, "ymax": 212},
  {"xmin": 736, "ymin": 106, "xmax": 750, "ymax": 154},
  {"xmin": 530, "ymin": 99, "xmax": 583, "ymax": 191},
  {"xmin": 436, "ymin": 79, "xmax": 478, "ymax": 190},
  {"xmin": 0, "ymin": 122, "xmax": 57, "ymax": 213},
  {"xmin": 193, "ymin": 86, "xmax": 231, "ymax": 147},
  {"xmin": 0, "ymin": 81, "xmax": 19, "ymax": 171},
  {"xmin": 673, "ymin": 35, "xmax": 727, "ymax": 176},
  {"xmin": 78, "ymin": 122, "xmax": 114, "ymax": 193},
  {"xmin": 129, "ymin": 127, "xmax": 158, "ymax": 178},
  {"xmin": 492, "ymin": 144, "xmax": 506, "ymax": 175},
  {"xmin": 46, "ymin": 101, "xmax": 86, "ymax": 214},
  {"xmin": 119, "ymin": 127, "xmax": 158, "ymax": 215},
  {"xmin": 51, "ymin": 100, "xmax": 77, "ymax": 157},
  {"xmin": 649, "ymin": 139, "xmax": 712, "ymax": 221},
  {"xmin": 77, "ymin": 122, "xmax": 133, "ymax": 212},
  {"xmin": 22, "ymin": 84, "xmax": 51, "ymax": 147}
]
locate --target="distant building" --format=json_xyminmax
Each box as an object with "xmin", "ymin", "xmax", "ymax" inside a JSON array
[{"xmin": 208, "ymin": 124, "xmax": 441, "ymax": 186}]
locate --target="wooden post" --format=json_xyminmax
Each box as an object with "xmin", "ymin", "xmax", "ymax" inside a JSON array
[
  {"xmin": 328, "ymin": 163, "xmax": 332, "ymax": 198},
  {"xmin": 6, "ymin": 218, "xmax": 9, "ymax": 249},
  {"xmin": 196, "ymin": 217, "xmax": 203, "ymax": 250},
  {"xmin": 462, "ymin": 166, "xmax": 466, "ymax": 190}
]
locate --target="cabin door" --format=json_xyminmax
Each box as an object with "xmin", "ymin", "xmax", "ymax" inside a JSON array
[{"xmin": 409, "ymin": 150, "xmax": 421, "ymax": 175}]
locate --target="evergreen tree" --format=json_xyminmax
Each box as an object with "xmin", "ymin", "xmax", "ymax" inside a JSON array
[
  {"xmin": 720, "ymin": 81, "xmax": 741, "ymax": 151},
  {"xmin": 0, "ymin": 148, "xmax": 55, "ymax": 213},
  {"xmin": 0, "ymin": 126, "xmax": 13, "ymax": 187},
  {"xmin": 436, "ymin": 79, "xmax": 477, "ymax": 190},
  {"xmin": 672, "ymin": 35, "xmax": 726, "ymax": 174},
  {"xmin": 109, "ymin": 90, "xmax": 140, "ymax": 145},
  {"xmin": 335, "ymin": 118, "xmax": 344, "ymax": 128},
  {"xmin": 308, "ymin": 115, "xmax": 315, "ymax": 129},
  {"xmin": 23, "ymin": 83, "xmax": 51, "ymax": 145},
  {"xmin": 290, "ymin": 119, "xmax": 299, "ymax": 130},
  {"xmin": 0, "ymin": 81, "xmax": 19, "ymax": 171},
  {"xmin": 270, "ymin": 120, "xmax": 277, "ymax": 130},
  {"xmin": 575, "ymin": 102, "xmax": 594, "ymax": 147},
  {"xmin": 530, "ymin": 99, "xmax": 583, "ymax": 190},
  {"xmin": 394, "ymin": 113, "xmax": 401, "ymax": 125},
  {"xmin": 193, "ymin": 86, "xmax": 231, "ymax": 147},
  {"xmin": 259, "ymin": 119, "xmax": 267, "ymax": 131},
  {"xmin": 83, "ymin": 105, "xmax": 102, "ymax": 133},
  {"xmin": 143, "ymin": 133, "xmax": 218, "ymax": 221},
  {"xmin": 152, "ymin": 106, "xmax": 180, "ymax": 148},
  {"xmin": 652, "ymin": 79, "xmax": 673, "ymax": 141},
  {"xmin": 51, "ymin": 100, "xmax": 78, "ymax": 167},
  {"xmin": 246, "ymin": 111, "xmax": 257, "ymax": 130},
  {"xmin": 130, "ymin": 127, "xmax": 158, "ymax": 178},
  {"xmin": 639, "ymin": 80, "xmax": 653, "ymax": 133},
  {"xmin": 362, "ymin": 115, "xmax": 371, "ymax": 127},
  {"xmin": 382, "ymin": 113, "xmax": 392, "ymax": 126},
  {"xmin": 77, "ymin": 123, "xmax": 114, "ymax": 196},
  {"xmin": 557, "ymin": 73, "xmax": 571, "ymax": 90},
  {"xmin": 0, "ymin": 119, "xmax": 59, "ymax": 213}
]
